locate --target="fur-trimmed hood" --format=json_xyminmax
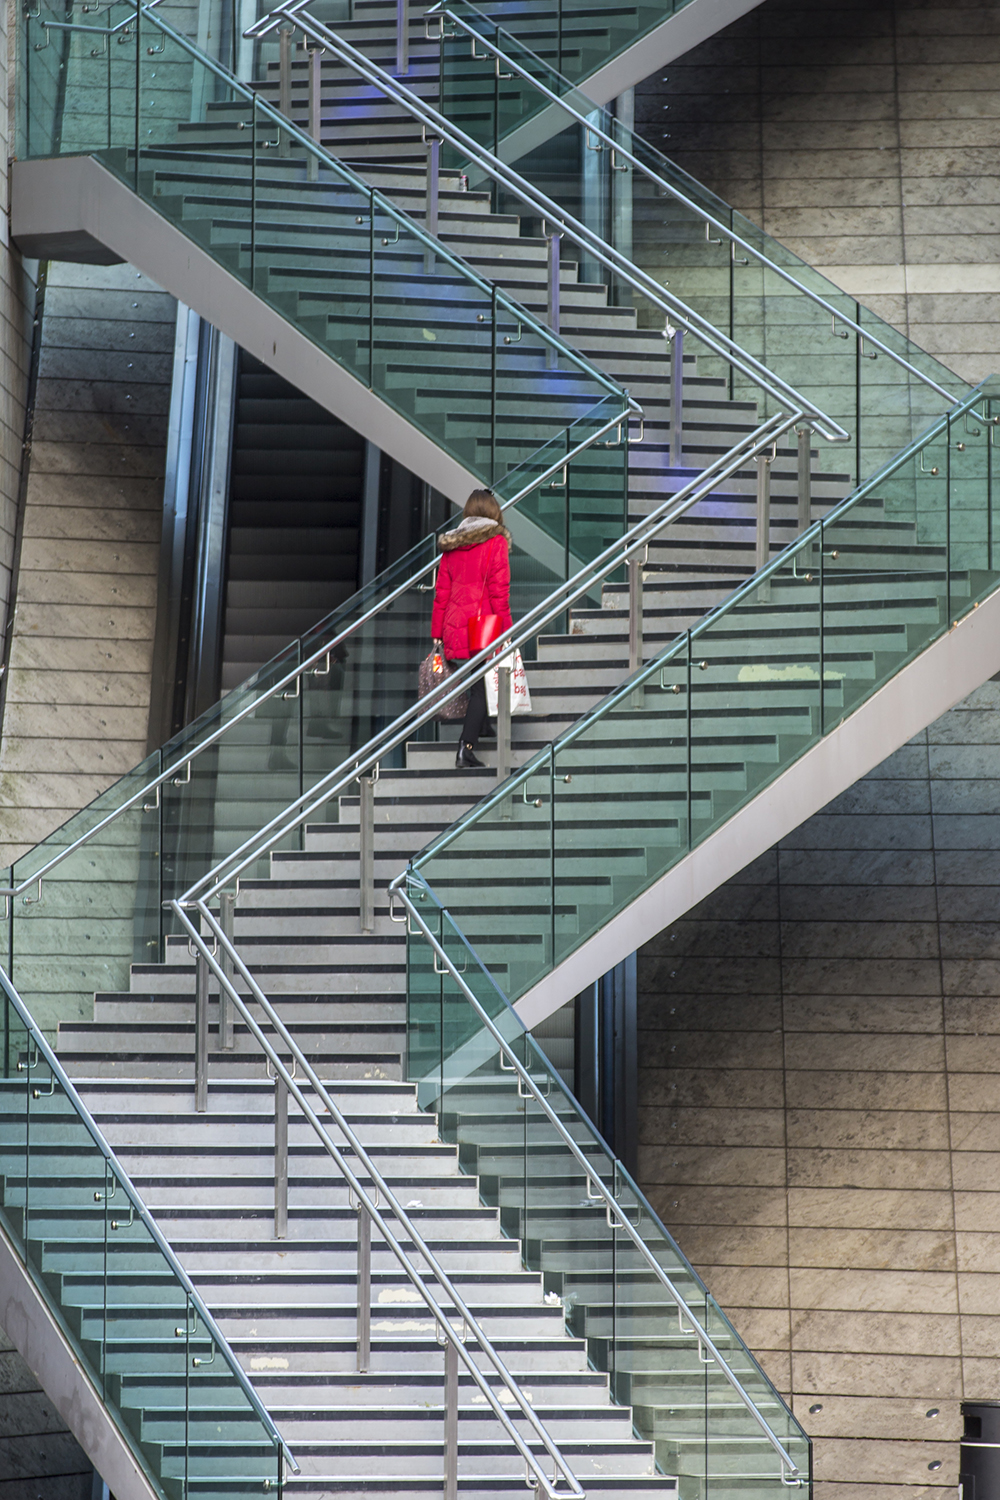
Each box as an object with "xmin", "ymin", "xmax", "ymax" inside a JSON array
[{"xmin": 438, "ymin": 516, "xmax": 511, "ymax": 552}]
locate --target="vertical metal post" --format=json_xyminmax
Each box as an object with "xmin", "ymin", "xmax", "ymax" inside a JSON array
[
  {"xmin": 307, "ymin": 45, "xmax": 322, "ymax": 181},
  {"xmin": 195, "ymin": 952, "xmax": 209, "ymax": 1113},
  {"xmin": 424, "ymin": 136, "xmax": 439, "ymax": 274},
  {"xmin": 219, "ymin": 892, "xmax": 235, "ymax": 1049},
  {"xmin": 628, "ymin": 552, "xmax": 644, "ymax": 711},
  {"xmin": 670, "ymin": 328, "xmax": 684, "ymax": 468},
  {"xmin": 359, "ymin": 769, "xmax": 376, "ymax": 934},
  {"xmin": 755, "ymin": 453, "xmax": 772, "ymax": 573},
  {"xmin": 546, "ymin": 229, "xmax": 561, "ymax": 370},
  {"xmin": 396, "ymin": 0, "xmax": 409, "ymax": 74},
  {"xmin": 278, "ymin": 26, "xmax": 291, "ymax": 157},
  {"xmin": 797, "ymin": 426, "xmax": 812, "ymax": 535},
  {"xmin": 274, "ymin": 1074, "xmax": 288, "ymax": 1239},
  {"xmin": 444, "ymin": 1338, "xmax": 459, "ymax": 1500},
  {"xmin": 497, "ymin": 662, "xmax": 511, "ymax": 792},
  {"xmin": 356, "ymin": 1204, "xmax": 371, "ymax": 1372}
]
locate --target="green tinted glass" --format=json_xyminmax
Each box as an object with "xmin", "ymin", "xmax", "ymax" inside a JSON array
[
  {"xmin": 0, "ymin": 969, "xmax": 285, "ymax": 1500},
  {"xmin": 405, "ymin": 883, "xmax": 809, "ymax": 1500}
]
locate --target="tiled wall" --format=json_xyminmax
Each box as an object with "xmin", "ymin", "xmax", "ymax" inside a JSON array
[
  {"xmin": 634, "ymin": 0, "xmax": 1000, "ymax": 383},
  {"xmin": 0, "ymin": 1324, "xmax": 95, "ymax": 1500},
  {"xmin": 1, "ymin": 0, "xmax": 40, "ymax": 683},
  {"xmin": 0, "ymin": 262, "xmax": 175, "ymax": 867},
  {"xmin": 636, "ymin": 679, "xmax": 1000, "ymax": 1500}
]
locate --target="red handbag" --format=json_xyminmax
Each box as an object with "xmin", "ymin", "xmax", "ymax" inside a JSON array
[{"xmin": 467, "ymin": 541, "xmax": 503, "ymax": 653}]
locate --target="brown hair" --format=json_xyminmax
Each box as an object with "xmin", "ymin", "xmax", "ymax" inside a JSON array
[{"xmin": 463, "ymin": 489, "xmax": 502, "ymax": 523}]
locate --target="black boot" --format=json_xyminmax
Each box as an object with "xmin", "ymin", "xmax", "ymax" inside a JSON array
[{"xmin": 455, "ymin": 741, "xmax": 484, "ymax": 769}]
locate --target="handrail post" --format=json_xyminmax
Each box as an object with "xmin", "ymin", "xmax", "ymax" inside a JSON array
[
  {"xmin": 274, "ymin": 1072, "xmax": 288, "ymax": 1239},
  {"xmin": 356, "ymin": 1202, "xmax": 371, "ymax": 1372},
  {"xmin": 546, "ymin": 228, "xmax": 561, "ymax": 370},
  {"xmin": 359, "ymin": 768, "xmax": 376, "ymax": 934},
  {"xmin": 444, "ymin": 1338, "xmax": 459, "ymax": 1500},
  {"xmin": 670, "ymin": 328, "xmax": 684, "ymax": 468},
  {"xmin": 797, "ymin": 425, "xmax": 812, "ymax": 534},
  {"xmin": 278, "ymin": 24, "xmax": 291, "ymax": 156},
  {"xmin": 756, "ymin": 452, "xmax": 772, "ymax": 572},
  {"xmin": 628, "ymin": 552, "xmax": 644, "ymax": 709},
  {"xmin": 496, "ymin": 661, "xmax": 512, "ymax": 799},
  {"xmin": 195, "ymin": 950, "xmax": 209, "ymax": 1113},
  {"xmin": 396, "ymin": 0, "xmax": 408, "ymax": 73},
  {"xmin": 756, "ymin": 451, "xmax": 773, "ymax": 604},
  {"xmin": 219, "ymin": 892, "xmax": 235, "ymax": 1049},
  {"xmin": 306, "ymin": 40, "xmax": 323, "ymax": 180},
  {"xmin": 424, "ymin": 135, "xmax": 439, "ymax": 274}
]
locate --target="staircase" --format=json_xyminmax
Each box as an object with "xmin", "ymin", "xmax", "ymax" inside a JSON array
[{"xmin": 8, "ymin": 3, "xmax": 1000, "ymax": 1499}]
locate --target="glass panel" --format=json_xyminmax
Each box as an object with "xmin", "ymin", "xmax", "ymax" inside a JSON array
[
  {"xmin": 412, "ymin": 390, "xmax": 1000, "ymax": 1012},
  {"xmin": 0, "ymin": 970, "xmax": 283, "ymax": 1500},
  {"xmin": 438, "ymin": 2, "xmax": 969, "ymax": 493},
  {"xmin": 404, "ymin": 885, "xmax": 810, "ymax": 1500}
]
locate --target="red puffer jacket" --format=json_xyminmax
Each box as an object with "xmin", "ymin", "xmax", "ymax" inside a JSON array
[{"xmin": 431, "ymin": 516, "xmax": 513, "ymax": 660}]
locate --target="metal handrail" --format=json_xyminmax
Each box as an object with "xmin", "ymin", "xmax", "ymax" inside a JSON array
[
  {"xmin": 0, "ymin": 966, "xmax": 299, "ymax": 1479},
  {"xmin": 165, "ymin": 904, "xmax": 586, "ymax": 1500},
  {"xmin": 0, "ymin": 398, "xmax": 632, "ymax": 907},
  {"xmin": 246, "ymin": 0, "xmax": 852, "ymax": 445},
  {"xmin": 34, "ymin": 0, "xmax": 626, "ymax": 407},
  {"xmin": 409, "ymin": 385, "xmax": 992, "ymax": 865},
  {"xmin": 389, "ymin": 877, "xmax": 803, "ymax": 1485},
  {"xmin": 176, "ymin": 410, "xmax": 801, "ymax": 905},
  {"xmin": 428, "ymin": 0, "xmax": 961, "ymax": 408}
]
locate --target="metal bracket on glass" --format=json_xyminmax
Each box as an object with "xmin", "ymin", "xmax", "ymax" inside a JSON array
[
  {"xmin": 172, "ymin": 759, "xmax": 193, "ymax": 786},
  {"xmin": 380, "ymin": 223, "xmax": 401, "ymax": 246},
  {"xmin": 548, "ymin": 466, "xmax": 566, "ymax": 488},
  {"xmin": 830, "ymin": 315, "xmax": 850, "ymax": 341},
  {"xmin": 627, "ymin": 411, "xmax": 644, "ymax": 445},
  {"xmin": 110, "ymin": 1204, "xmax": 136, "ymax": 1232},
  {"xmin": 585, "ymin": 127, "xmax": 604, "ymax": 153},
  {"xmin": 918, "ymin": 452, "xmax": 941, "ymax": 477},
  {"xmin": 781, "ymin": 1465, "xmax": 803, "ymax": 1488},
  {"xmin": 265, "ymin": 1053, "xmax": 297, "ymax": 1081},
  {"xmin": 859, "ymin": 336, "xmax": 877, "ymax": 361},
  {"xmin": 21, "ymin": 879, "xmax": 42, "ymax": 907},
  {"xmin": 658, "ymin": 663, "xmax": 685, "ymax": 693},
  {"xmin": 188, "ymin": 935, "xmax": 218, "ymax": 958},
  {"xmin": 16, "ymin": 1049, "xmax": 39, "ymax": 1073},
  {"xmin": 192, "ymin": 1343, "xmax": 216, "ymax": 1368},
  {"xmin": 282, "ymin": 674, "xmax": 301, "ymax": 700},
  {"xmin": 416, "ymin": 563, "xmax": 439, "ymax": 592},
  {"xmin": 433, "ymin": 946, "xmax": 467, "ymax": 975},
  {"xmin": 731, "ymin": 241, "xmax": 749, "ymax": 266},
  {"xmin": 704, "ymin": 222, "xmax": 722, "ymax": 245},
  {"xmin": 522, "ymin": 779, "xmax": 544, "ymax": 807},
  {"xmin": 312, "ymin": 653, "xmax": 331, "ymax": 677},
  {"xmin": 142, "ymin": 783, "xmax": 161, "ymax": 812},
  {"xmin": 503, "ymin": 323, "xmax": 522, "ymax": 345},
  {"xmin": 609, "ymin": 149, "xmax": 629, "ymax": 174},
  {"xmin": 31, "ymin": 1073, "xmax": 56, "ymax": 1100}
]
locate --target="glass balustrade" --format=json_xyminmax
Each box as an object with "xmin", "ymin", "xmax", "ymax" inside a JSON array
[
  {"xmin": 432, "ymin": 0, "xmax": 969, "ymax": 490},
  {"xmin": 0, "ymin": 968, "xmax": 286, "ymax": 1500},
  {"xmin": 1, "ymin": 391, "xmax": 629, "ymax": 1039},
  {"xmin": 408, "ymin": 382, "xmax": 1000, "ymax": 1007},
  {"xmin": 19, "ymin": 0, "xmax": 627, "ymax": 516},
  {"xmin": 405, "ymin": 885, "xmax": 811, "ymax": 1500}
]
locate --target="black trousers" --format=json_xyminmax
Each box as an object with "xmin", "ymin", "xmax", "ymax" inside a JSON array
[{"xmin": 448, "ymin": 660, "xmax": 488, "ymax": 747}]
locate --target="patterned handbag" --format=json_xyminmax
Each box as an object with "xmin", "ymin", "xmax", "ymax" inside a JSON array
[{"xmin": 418, "ymin": 647, "xmax": 468, "ymax": 721}]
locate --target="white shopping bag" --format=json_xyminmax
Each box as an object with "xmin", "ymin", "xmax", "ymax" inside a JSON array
[{"xmin": 485, "ymin": 645, "xmax": 532, "ymax": 717}]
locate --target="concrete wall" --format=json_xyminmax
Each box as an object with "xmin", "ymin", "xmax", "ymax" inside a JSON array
[
  {"xmin": 1, "ymin": 0, "xmax": 39, "ymax": 686},
  {"xmin": 634, "ymin": 0, "xmax": 1000, "ymax": 384},
  {"xmin": 0, "ymin": 1328, "xmax": 94, "ymax": 1500},
  {"xmin": 0, "ymin": 263, "xmax": 175, "ymax": 867},
  {"xmin": 635, "ymin": 678, "xmax": 1000, "ymax": 1500}
]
